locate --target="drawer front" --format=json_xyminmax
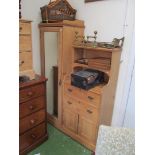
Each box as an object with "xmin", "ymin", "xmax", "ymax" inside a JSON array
[
  {"xmin": 63, "ymin": 94, "xmax": 78, "ymax": 111},
  {"xmin": 20, "ymin": 96, "xmax": 45, "ymax": 119},
  {"xmin": 19, "ymin": 35, "xmax": 31, "ymax": 51},
  {"xmin": 64, "ymin": 83, "xmax": 100, "ymax": 108},
  {"xmin": 19, "ymin": 22, "xmax": 31, "ymax": 35},
  {"xmin": 20, "ymin": 109, "xmax": 45, "ymax": 134},
  {"xmin": 19, "ymin": 52, "xmax": 32, "ymax": 71},
  {"xmin": 64, "ymin": 83, "xmax": 80, "ymax": 98},
  {"xmin": 78, "ymin": 101, "xmax": 99, "ymax": 122},
  {"xmin": 20, "ymin": 83, "xmax": 45, "ymax": 103},
  {"xmin": 19, "ymin": 122, "xmax": 46, "ymax": 151},
  {"xmin": 81, "ymin": 90, "xmax": 101, "ymax": 107}
]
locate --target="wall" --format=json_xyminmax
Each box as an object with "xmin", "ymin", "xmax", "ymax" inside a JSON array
[{"xmin": 21, "ymin": 0, "xmax": 134, "ymax": 128}]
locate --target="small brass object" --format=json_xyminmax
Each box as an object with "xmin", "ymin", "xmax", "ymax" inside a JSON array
[{"xmin": 86, "ymin": 31, "xmax": 98, "ymax": 47}]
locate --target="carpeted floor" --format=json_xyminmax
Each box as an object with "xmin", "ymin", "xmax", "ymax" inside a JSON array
[{"xmin": 27, "ymin": 124, "xmax": 92, "ymax": 155}]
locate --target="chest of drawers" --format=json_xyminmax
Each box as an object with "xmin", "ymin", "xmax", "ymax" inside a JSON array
[
  {"xmin": 19, "ymin": 75, "xmax": 48, "ymax": 155},
  {"xmin": 19, "ymin": 19, "xmax": 35, "ymax": 80}
]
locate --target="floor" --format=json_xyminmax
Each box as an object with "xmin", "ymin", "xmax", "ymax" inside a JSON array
[{"xmin": 28, "ymin": 124, "xmax": 92, "ymax": 155}]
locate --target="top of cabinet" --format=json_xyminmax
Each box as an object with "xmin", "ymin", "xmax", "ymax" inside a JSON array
[{"xmin": 39, "ymin": 20, "xmax": 85, "ymax": 28}]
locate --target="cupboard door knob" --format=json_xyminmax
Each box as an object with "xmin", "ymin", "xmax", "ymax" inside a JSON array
[
  {"xmin": 88, "ymin": 96, "xmax": 94, "ymax": 100},
  {"xmin": 31, "ymin": 134, "xmax": 36, "ymax": 139},
  {"xmin": 27, "ymin": 91, "xmax": 33, "ymax": 96},
  {"xmin": 30, "ymin": 119, "xmax": 36, "ymax": 125},
  {"xmin": 67, "ymin": 101, "xmax": 72, "ymax": 105},
  {"xmin": 68, "ymin": 88, "xmax": 72, "ymax": 92},
  {"xmin": 29, "ymin": 105, "xmax": 35, "ymax": 110},
  {"xmin": 87, "ymin": 109, "xmax": 93, "ymax": 114}
]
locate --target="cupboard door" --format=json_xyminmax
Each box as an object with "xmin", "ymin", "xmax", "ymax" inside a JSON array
[
  {"xmin": 63, "ymin": 109, "xmax": 78, "ymax": 134},
  {"xmin": 78, "ymin": 115, "xmax": 97, "ymax": 145}
]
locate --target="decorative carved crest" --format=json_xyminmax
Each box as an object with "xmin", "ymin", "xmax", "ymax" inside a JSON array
[{"xmin": 40, "ymin": 0, "xmax": 76, "ymax": 23}]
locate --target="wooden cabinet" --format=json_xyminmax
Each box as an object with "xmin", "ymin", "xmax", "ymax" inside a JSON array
[
  {"xmin": 19, "ymin": 75, "xmax": 48, "ymax": 155},
  {"xmin": 39, "ymin": 20, "xmax": 122, "ymax": 151},
  {"xmin": 39, "ymin": 20, "xmax": 85, "ymax": 128},
  {"xmin": 61, "ymin": 45, "xmax": 122, "ymax": 151},
  {"xmin": 19, "ymin": 19, "xmax": 35, "ymax": 80}
]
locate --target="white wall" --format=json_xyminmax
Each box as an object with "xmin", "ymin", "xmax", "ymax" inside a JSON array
[{"xmin": 21, "ymin": 0, "xmax": 135, "ymax": 128}]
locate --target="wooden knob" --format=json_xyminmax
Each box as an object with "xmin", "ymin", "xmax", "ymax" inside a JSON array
[
  {"xmin": 88, "ymin": 96, "xmax": 94, "ymax": 100},
  {"xmin": 31, "ymin": 134, "xmax": 36, "ymax": 139},
  {"xmin": 29, "ymin": 105, "xmax": 35, "ymax": 110},
  {"xmin": 30, "ymin": 119, "xmax": 36, "ymax": 125},
  {"xmin": 68, "ymin": 88, "xmax": 72, "ymax": 92},
  {"xmin": 19, "ymin": 27, "xmax": 22, "ymax": 31},
  {"xmin": 27, "ymin": 91, "xmax": 33, "ymax": 96},
  {"xmin": 67, "ymin": 101, "xmax": 72, "ymax": 105},
  {"xmin": 87, "ymin": 109, "xmax": 93, "ymax": 114}
]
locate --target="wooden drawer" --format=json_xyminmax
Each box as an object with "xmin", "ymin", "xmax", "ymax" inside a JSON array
[
  {"xmin": 20, "ymin": 109, "xmax": 45, "ymax": 134},
  {"xmin": 19, "ymin": 35, "xmax": 31, "ymax": 52},
  {"xmin": 64, "ymin": 83, "xmax": 80, "ymax": 98},
  {"xmin": 63, "ymin": 94, "xmax": 78, "ymax": 111},
  {"xmin": 19, "ymin": 52, "xmax": 32, "ymax": 71},
  {"xmin": 20, "ymin": 83, "xmax": 45, "ymax": 103},
  {"xmin": 19, "ymin": 122, "xmax": 46, "ymax": 151},
  {"xmin": 78, "ymin": 101, "xmax": 98, "ymax": 122},
  {"xmin": 20, "ymin": 96, "xmax": 45, "ymax": 119},
  {"xmin": 64, "ymin": 83, "xmax": 100, "ymax": 108},
  {"xmin": 81, "ymin": 90, "xmax": 101, "ymax": 107},
  {"xmin": 19, "ymin": 22, "xmax": 31, "ymax": 35}
]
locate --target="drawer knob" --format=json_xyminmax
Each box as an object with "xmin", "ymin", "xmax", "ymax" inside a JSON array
[
  {"xmin": 29, "ymin": 105, "xmax": 35, "ymax": 110},
  {"xmin": 27, "ymin": 91, "xmax": 33, "ymax": 96},
  {"xmin": 31, "ymin": 134, "xmax": 36, "ymax": 139},
  {"xmin": 19, "ymin": 27, "xmax": 22, "ymax": 31},
  {"xmin": 30, "ymin": 119, "xmax": 36, "ymax": 125},
  {"xmin": 88, "ymin": 96, "xmax": 94, "ymax": 100},
  {"xmin": 67, "ymin": 101, "xmax": 72, "ymax": 105},
  {"xmin": 19, "ymin": 60, "xmax": 24, "ymax": 66},
  {"xmin": 68, "ymin": 88, "xmax": 72, "ymax": 92},
  {"xmin": 87, "ymin": 109, "xmax": 93, "ymax": 114}
]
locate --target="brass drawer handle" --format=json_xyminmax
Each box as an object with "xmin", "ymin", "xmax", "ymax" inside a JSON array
[
  {"xmin": 87, "ymin": 109, "xmax": 93, "ymax": 114},
  {"xmin": 67, "ymin": 101, "xmax": 72, "ymax": 105},
  {"xmin": 29, "ymin": 105, "xmax": 35, "ymax": 110},
  {"xmin": 31, "ymin": 134, "xmax": 37, "ymax": 139},
  {"xmin": 68, "ymin": 88, "xmax": 72, "ymax": 92},
  {"xmin": 27, "ymin": 91, "xmax": 33, "ymax": 96},
  {"xmin": 88, "ymin": 96, "xmax": 94, "ymax": 100},
  {"xmin": 30, "ymin": 119, "xmax": 36, "ymax": 125}
]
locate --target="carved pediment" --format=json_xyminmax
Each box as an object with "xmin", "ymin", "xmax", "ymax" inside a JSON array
[{"xmin": 40, "ymin": 0, "xmax": 76, "ymax": 22}]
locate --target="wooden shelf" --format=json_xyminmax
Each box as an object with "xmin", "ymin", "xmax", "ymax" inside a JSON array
[
  {"xmin": 73, "ymin": 63, "xmax": 110, "ymax": 75},
  {"xmin": 73, "ymin": 45, "xmax": 121, "ymax": 52}
]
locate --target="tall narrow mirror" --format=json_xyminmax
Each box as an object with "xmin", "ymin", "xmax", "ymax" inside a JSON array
[{"xmin": 44, "ymin": 32, "xmax": 58, "ymax": 117}]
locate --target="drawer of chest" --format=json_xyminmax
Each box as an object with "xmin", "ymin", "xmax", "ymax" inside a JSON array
[
  {"xmin": 19, "ymin": 22, "xmax": 31, "ymax": 35},
  {"xmin": 19, "ymin": 35, "xmax": 31, "ymax": 52},
  {"xmin": 20, "ymin": 109, "xmax": 45, "ymax": 134},
  {"xmin": 79, "ymin": 102, "xmax": 99, "ymax": 121},
  {"xmin": 19, "ymin": 52, "xmax": 32, "ymax": 71},
  {"xmin": 20, "ymin": 83, "xmax": 45, "ymax": 103},
  {"xmin": 20, "ymin": 96, "xmax": 45, "ymax": 119},
  {"xmin": 19, "ymin": 122, "xmax": 46, "ymax": 151},
  {"xmin": 63, "ymin": 94, "xmax": 78, "ymax": 111},
  {"xmin": 64, "ymin": 83, "xmax": 100, "ymax": 107},
  {"xmin": 81, "ymin": 90, "xmax": 101, "ymax": 107}
]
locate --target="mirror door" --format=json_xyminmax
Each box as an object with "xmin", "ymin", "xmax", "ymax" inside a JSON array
[{"xmin": 44, "ymin": 32, "xmax": 58, "ymax": 117}]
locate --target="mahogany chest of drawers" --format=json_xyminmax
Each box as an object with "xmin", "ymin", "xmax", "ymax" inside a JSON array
[{"xmin": 19, "ymin": 75, "xmax": 48, "ymax": 155}]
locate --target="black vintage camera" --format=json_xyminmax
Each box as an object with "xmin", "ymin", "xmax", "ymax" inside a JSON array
[{"xmin": 71, "ymin": 69, "xmax": 105, "ymax": 90}]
